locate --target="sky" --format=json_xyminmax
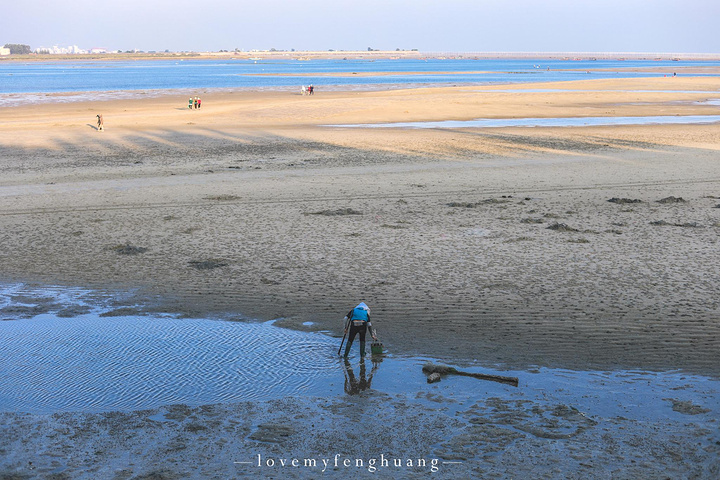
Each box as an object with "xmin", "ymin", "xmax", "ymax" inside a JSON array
[{"xmin": 2, "ymin": 0, "xmax": 719, "ymax": 53}]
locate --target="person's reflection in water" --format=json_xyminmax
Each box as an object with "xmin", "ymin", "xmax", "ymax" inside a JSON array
[{"xmin": 342, "ymin": 356, "xmax": 381, "ymax": 395}]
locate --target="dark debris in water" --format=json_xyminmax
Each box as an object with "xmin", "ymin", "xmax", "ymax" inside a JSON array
[
  {"xmin": 665, "ymin": 398, "xmax": 710, "ymax": 415},
  {"xmin": 99, "ymin": 307, "xmax": 146, "ymax": 318},
  {"xmin": 250, "ymin": 422, "xmax": 295, "ymax": 443},
  {"xmin": 0, "ymin": 304, "xmax": 53, "ymax": 319},
  {"xmin": 657, "ymin": 196, "xmax": 686, "ymax": 204},
  {"xmin": 110, "ymin": 244, "xmax": 148, "ymax": 255},
  {"xmin": 56, "ymin": 305, "xmax": 92, "ymax": 318},
  {"xmin": 188, "ymin": 259, "xmax": 229, "ymax": 270},
  {"xmin": 608, "ymin": 197, "xmax": 643, "ymax": 204},
  {"xmin": 427, "ymin": 372, "xmax": 442, "ymax": 384},
  {"xmin": 306, "ymin": 208, "xmax": 363, "ymax": 216},
  {"xmin": 422, "ymin": 362, "xmax": 519, "ymax": 387}
]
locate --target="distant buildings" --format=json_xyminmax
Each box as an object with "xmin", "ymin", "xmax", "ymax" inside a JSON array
[
  {"xmin": 0, "ymin": 47, "xmax": 10, "ymax": 56},
  {"xmin": 34, "ymin": 45, "xmax": 91, "ymax": 54}
]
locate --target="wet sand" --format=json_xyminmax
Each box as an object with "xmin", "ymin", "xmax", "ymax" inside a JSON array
[
  {"xmin": 1, "ymin": 76, "xmax": 719, "ymax": 477},
  {"xmin": 2, "ymin": 388, "xmax": 717, "ymax": 479}
]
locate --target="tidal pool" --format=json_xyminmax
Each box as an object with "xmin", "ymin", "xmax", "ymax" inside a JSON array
[
  {"xmin": 327, "ymin": 115, "xmax": 720, "ymax": 129},
  {"xmin": 0, "ymin": 283, "xmax": 717, "ymax": 428}
]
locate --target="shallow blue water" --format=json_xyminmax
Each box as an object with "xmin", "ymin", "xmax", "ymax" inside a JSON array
[
  {"xmin": 2, "ymin": 58, "xmax": 719, "ymax": 95},
  {"xmin": 0, "ymin": 283, "xmax": 718, "ymax": 426},
  {"xmin": 329, "ymin": 115, "xmax": 720, "ymax": 129}
]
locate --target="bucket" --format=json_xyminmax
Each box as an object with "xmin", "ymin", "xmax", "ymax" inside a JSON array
[{"xmin": 371, "ymin": 341, "xmax": 384, "ymax": 355}]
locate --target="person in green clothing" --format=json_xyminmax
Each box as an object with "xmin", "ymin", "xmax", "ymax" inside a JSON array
[
  {"xmin": 188, "ymin": 97, "xmax": 193, "ymax": 109},
  {"xmin": 342, "ymin": 302, "xmax": 377, "ymax": 357}
]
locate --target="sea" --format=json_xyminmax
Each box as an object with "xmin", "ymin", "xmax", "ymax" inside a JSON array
[{"xmin": 2, "ymin": 57, "xmax": 719, "ymax": 106}]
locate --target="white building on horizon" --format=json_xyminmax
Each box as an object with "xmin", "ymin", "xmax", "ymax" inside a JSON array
[{"xmin": 34, "ymin": 45, "xmax": 89, "ymax": 54}]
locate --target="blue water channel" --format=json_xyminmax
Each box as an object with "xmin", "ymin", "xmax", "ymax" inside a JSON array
[
  {"xmin": 328, "ymin": 115, "xmax": 720, "ymax": 129},
  {"xmin": 2, "ymin": 58, "xmax": 719, "ymax": 94}
]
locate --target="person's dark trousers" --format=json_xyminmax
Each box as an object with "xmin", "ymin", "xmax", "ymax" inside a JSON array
[{"xmin": 344, "ymin": 324, "xmax": 367, "ymax": 357}]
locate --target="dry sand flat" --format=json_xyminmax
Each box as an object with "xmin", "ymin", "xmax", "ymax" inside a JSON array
[{"xmin": 1, "ymin": 77, "xmax": 720, "ymax": 376}]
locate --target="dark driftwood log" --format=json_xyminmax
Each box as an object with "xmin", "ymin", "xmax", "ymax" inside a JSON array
[{"xmin": 422, "ymin": 363, "xmax": 519, "ymax": 387}]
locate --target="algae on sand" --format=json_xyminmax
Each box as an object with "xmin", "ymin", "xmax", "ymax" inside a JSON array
[
  {"xmin": 188, "ymin": 259, "xmax": 229, "ymax": 270},
  {"xmin": 110, "ymin": 244, "xmax": 148, "ymax": 255},
  {"xmin": 306, "ymin": 208, "xmax": 363, "ymax": 216}
]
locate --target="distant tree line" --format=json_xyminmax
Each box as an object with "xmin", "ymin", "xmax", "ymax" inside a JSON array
[{"xmin": 4, "ymin": 44, "xmax": 32, "ymax": 54}]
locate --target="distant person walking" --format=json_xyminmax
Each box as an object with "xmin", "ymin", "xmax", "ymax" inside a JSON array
[
  {"xmin": 197, "ymin": 97, "xmax": 202, "ymax": 109},
  {"xmin": 96, "ymin": 114, "xmax": 104, "ymax": 131},
  {"xmin": 188, "ymin": 97, "xmax": 193, "ymax": 109},
  {"xmin": 309, "ymin": 84, "xmax": 314, "ymax": 95},
  {"xmin": 194, "ymin": 97, "xmax": 198, "ymax": 109}
]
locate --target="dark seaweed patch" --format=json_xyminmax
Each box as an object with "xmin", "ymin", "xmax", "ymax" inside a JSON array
[
  {"xmin": 110, "ymin": 244, "xmax": 148, "ymax": 255},
  {"xmin": 188, "ymin": 259, "xmax": 229, "ymax": 270},
  {"xmin": 546, "ymin": 223, "xmax": 579, "ymax": 232},
  {"xmin": 608, "ymin": 198, "xmax": 642, "ymax": 204}
]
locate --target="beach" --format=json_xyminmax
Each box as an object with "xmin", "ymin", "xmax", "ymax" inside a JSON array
[
  {"xmin": 1, "ymin": 75, "xmax": 720, "ymax": 478},
  {"xmin": 2, "ymin": 76, "xmax": 719, "ymax": 372}
]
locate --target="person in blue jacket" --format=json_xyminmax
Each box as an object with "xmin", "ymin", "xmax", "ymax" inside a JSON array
[{"xmin": 343, "ymin": 302, "xmax": 377, "ymax": 357}]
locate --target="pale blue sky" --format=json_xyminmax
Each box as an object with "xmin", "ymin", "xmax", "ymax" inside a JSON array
[{"xmin": 2, "ymin": 0, "xmax": 719, "ymax": 53}]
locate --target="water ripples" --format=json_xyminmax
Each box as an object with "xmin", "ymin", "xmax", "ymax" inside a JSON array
[{"xmin": 0, "ymin": 314, "xmax": 338, "ymax": 413}]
